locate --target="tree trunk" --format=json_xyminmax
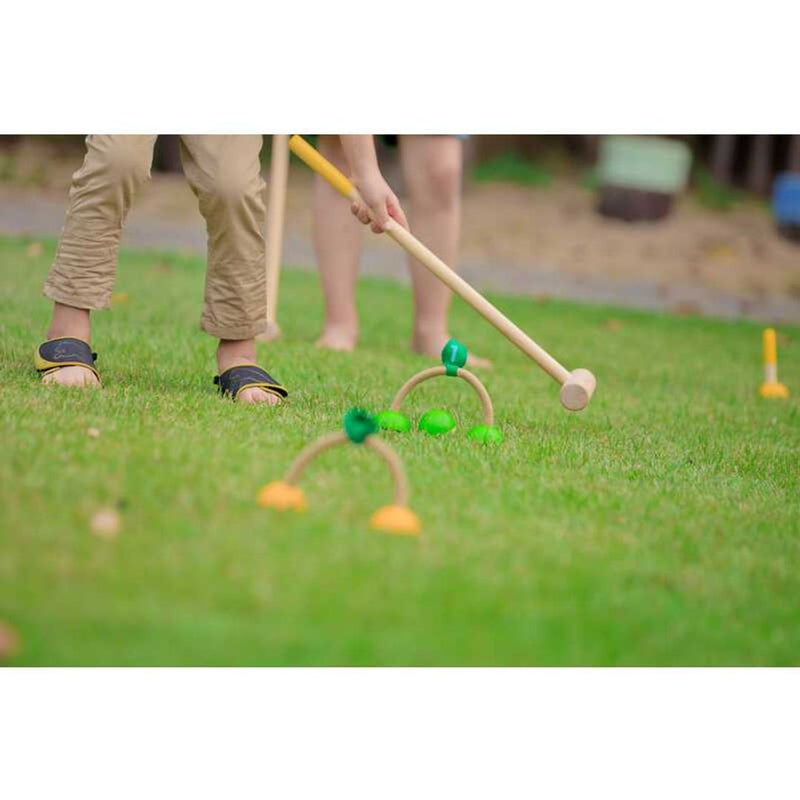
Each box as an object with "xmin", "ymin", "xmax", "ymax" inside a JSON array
[
  {"xmin": 746, "ymin": 135, "xmax": 773, "ymax": 194},
  {"xmin": 787, "ymin": 136, "xmax": 800, "ymax": 173},
  {"xmin": 710, "ymin": 135, "xmax": 736, "ymax": 184}
]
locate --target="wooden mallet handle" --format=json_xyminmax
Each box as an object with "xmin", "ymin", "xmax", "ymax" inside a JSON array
[
  {"xmin": 288, "ymin": 135, "xmax": 597, "ymax": 411},
  {"xmin": 265, "ymin": 134, "xmax": 290, "ymax": 337}
]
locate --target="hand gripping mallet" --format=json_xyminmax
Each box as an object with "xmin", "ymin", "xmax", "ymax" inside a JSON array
[{"xmin": 288, "ymin": 135, "xmax": 597, "ymax": 411}]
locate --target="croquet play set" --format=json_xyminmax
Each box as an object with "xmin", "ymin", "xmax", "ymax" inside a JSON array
[
  {"xmin": 258, "ymin": 136, "xmax": 600, "ymax": 537},
  {"xmin": 256, "ymin": 136, "xmax": 795, "ymax": 537},
  {"xmin": 759, "ymin": 327, "xmax": 790, "ymax": 399}
]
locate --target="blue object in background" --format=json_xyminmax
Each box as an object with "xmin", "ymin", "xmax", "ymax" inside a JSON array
[{"xmin": 772, "ymin": 173, "xmax": 800, "ymax": 223}]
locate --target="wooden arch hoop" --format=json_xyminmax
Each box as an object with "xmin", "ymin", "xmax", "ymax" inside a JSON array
[
  {"xmin": 390, "ymin": 367, "xmax": 494, "ymax": 426},
  {"xmin": 283, "ymin": 432, "xmax": 409, "ymax": 506}
]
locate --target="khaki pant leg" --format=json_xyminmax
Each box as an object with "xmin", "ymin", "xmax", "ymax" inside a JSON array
[
  {"xmin": 179, "ymin": 135, "xmax": 266, "ymax": 340},
  {"xmin": 44, "ymin": 135, "xmax": 157, "ymax": 310}
]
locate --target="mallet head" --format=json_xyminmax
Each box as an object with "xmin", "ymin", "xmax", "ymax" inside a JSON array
[{"xmin": 559, "ymin": 368, "xmax": 597, "ymax": 412}]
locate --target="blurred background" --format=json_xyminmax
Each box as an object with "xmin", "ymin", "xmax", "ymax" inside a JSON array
[{"xmin": 1, "ymin": 134, "xmax": 798, "ymax": 323}]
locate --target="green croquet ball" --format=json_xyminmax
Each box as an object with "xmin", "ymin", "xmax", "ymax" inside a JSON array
[
  {"xmin": 467, "ymin": 424, "xmax": 504, "ymax": 444},
  {"xmin": 419, "ymin": 408, "xmax": 456, "ymax": 436},
  {"xmin": 376, "ymin": 409, "xmax": 411, "ymax": 433}
]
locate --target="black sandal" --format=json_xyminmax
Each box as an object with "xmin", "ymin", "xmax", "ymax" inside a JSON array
[
  {"xmin": 34, "ymin": 337, "xmax": 100, "ymax": 382},
  {"xmin": 214, "ymin": 363, "xmax": 288, "ymax": 402}
]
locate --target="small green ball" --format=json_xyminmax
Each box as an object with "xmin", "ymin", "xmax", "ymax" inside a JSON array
[
  {"xmin": 467, "ymin": 424, "xmax": 504, "ymax": 444},
  {"xmin": 419, "ymin": 408, "xmax": 456, "ymax": 436},
  {"xmin": 376, "ymin": 409, "xmax": 411, "ymax": 433}
]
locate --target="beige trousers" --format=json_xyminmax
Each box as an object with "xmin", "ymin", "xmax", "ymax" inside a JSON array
[{"xmin": 44, "ymin": 135, "xmax": 267, "ymax": 340}]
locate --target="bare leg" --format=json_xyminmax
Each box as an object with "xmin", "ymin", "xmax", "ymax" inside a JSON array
[
  {"xmin": 47, "ymin": 301, "xmax": 91, "ymax": 341},
  {"xmin": 217, "ymin": 339, "xmax": 279, "ymax": 405},
  {"xmin": 399, "ymin": 135, "xmax": 490, "ymax": 367},
  {"xmin": 41, "ymin": 302, "xmax": 99, "ymax": 387},
  {"xmin": 313, "ymin": 134, "xmax": 363, "ymax": 351}
]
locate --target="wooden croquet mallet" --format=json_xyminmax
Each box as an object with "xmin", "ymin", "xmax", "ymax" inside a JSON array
[
  {"xmin": 288, "ymin": 135, "xmax": 597, "ymax": 411},
  {"xmin": 759, "ymin": 328, "xmax": 790, "ymax": 398},
  {"xmin": 259, "ymin": 134, "xmax": 290, "ymax": 341}
]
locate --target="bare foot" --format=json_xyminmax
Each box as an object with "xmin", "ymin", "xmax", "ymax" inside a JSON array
[
  {"xmin": 316, "ymin": 326, "xmax": 358, "ymax": 352},
  {"xmin": 42, "ymin": 365, "xmax": 100, "ymax": 388},
  {"xmin": 411, "ymin": 334, "xmax": 493, "ymax": 369}
]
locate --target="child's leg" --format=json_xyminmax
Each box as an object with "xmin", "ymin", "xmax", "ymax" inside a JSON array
[
  {"xmin": 313, "ymin": 135, "xmax": 364, "ymax": 351},
  {"xmin": 179, "ymin": 135, "xmax": 278, "ymax": 405},
  {"xmin": 398, "ymin": 136, "xmax": 490, "ymax": 367},
  {"xmin": 42, "ymin": 135, "xmax": 157, "ymax": 386}
]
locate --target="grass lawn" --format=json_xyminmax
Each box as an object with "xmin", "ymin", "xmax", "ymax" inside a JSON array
[{"xmin": 1, "ymin": 234, "xmax": 799, "ymax": 666}]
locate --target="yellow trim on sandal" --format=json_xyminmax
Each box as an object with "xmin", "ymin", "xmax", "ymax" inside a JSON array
[
  {"xmin": 232, "ymin": 382, "xmax": 286, "ymax": 400},
  {"xmin": 214, "ymin": 362, "xmax": 288, "ymax": 401},
  {"xmin": 34, "ymin": 338, "xmax": 100, "ymax": 382}
]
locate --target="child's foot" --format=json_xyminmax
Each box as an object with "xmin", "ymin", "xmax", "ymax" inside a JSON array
[
  {"xmin": 218, "ymin": 357, "xmax": 280, "ymax": 405},
  {"xmin": 238, "ymin": 383, "xmax": 280, "ymax": 405},
  {"xmin": 316, "ymin": 325, "xmax": 358, "ymax": 352},
  {"xmin": 42, "ymin": 365, "xmax": 100, "ymax": 388},
  {"xmin": 40, "ymin": 304, "xmax": 101, "ymax": 387},
  {"xmin": 411, "ymin": 332, "xmax": 492, "ymax": 369},
  {"xmin": 239, "ymin": 384, "xmax": 280, "ymax": 405},
  {"xmin": 216, "ymin": 340, "xmax": 282, "ymax": 406},
  {"xmin": 240, "ymin": 388, "xmax": 279, "ymax": 405}
]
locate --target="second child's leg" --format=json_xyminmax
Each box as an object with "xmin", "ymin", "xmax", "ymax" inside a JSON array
[
  {"xmin": 313, "ymin": 135, "xmax": 363, "ymax": 351},
  {"xmin": 398, "ymin": 136, "xmax": 490, "ymax": 367},
  {"xmin": 180, "ymin": 135, "xmax": 280, "ymax": 405}
]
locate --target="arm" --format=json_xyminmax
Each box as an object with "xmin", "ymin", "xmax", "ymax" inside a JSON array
[{"xmin": 339, "ymin": 135, "xmax": 408, "ymax": 233}]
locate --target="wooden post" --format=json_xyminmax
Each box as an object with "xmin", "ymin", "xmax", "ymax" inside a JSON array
[
  {"xmin": 759, "ymin": 328, "xmax": 790, "ymax": 398},
  {"xmin": 258, "ymin": 134, "xmax": 290, "ymax": 342}
]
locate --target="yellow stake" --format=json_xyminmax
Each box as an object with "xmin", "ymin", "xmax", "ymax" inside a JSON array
[{"xmin": 759, "ymin": 328, "xmax": 790, "ymax": 398}]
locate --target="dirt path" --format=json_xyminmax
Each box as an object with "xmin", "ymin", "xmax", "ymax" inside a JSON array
[{"xmin": 2, "ymin": 164, "xmax": 799, "ymax": 324}]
